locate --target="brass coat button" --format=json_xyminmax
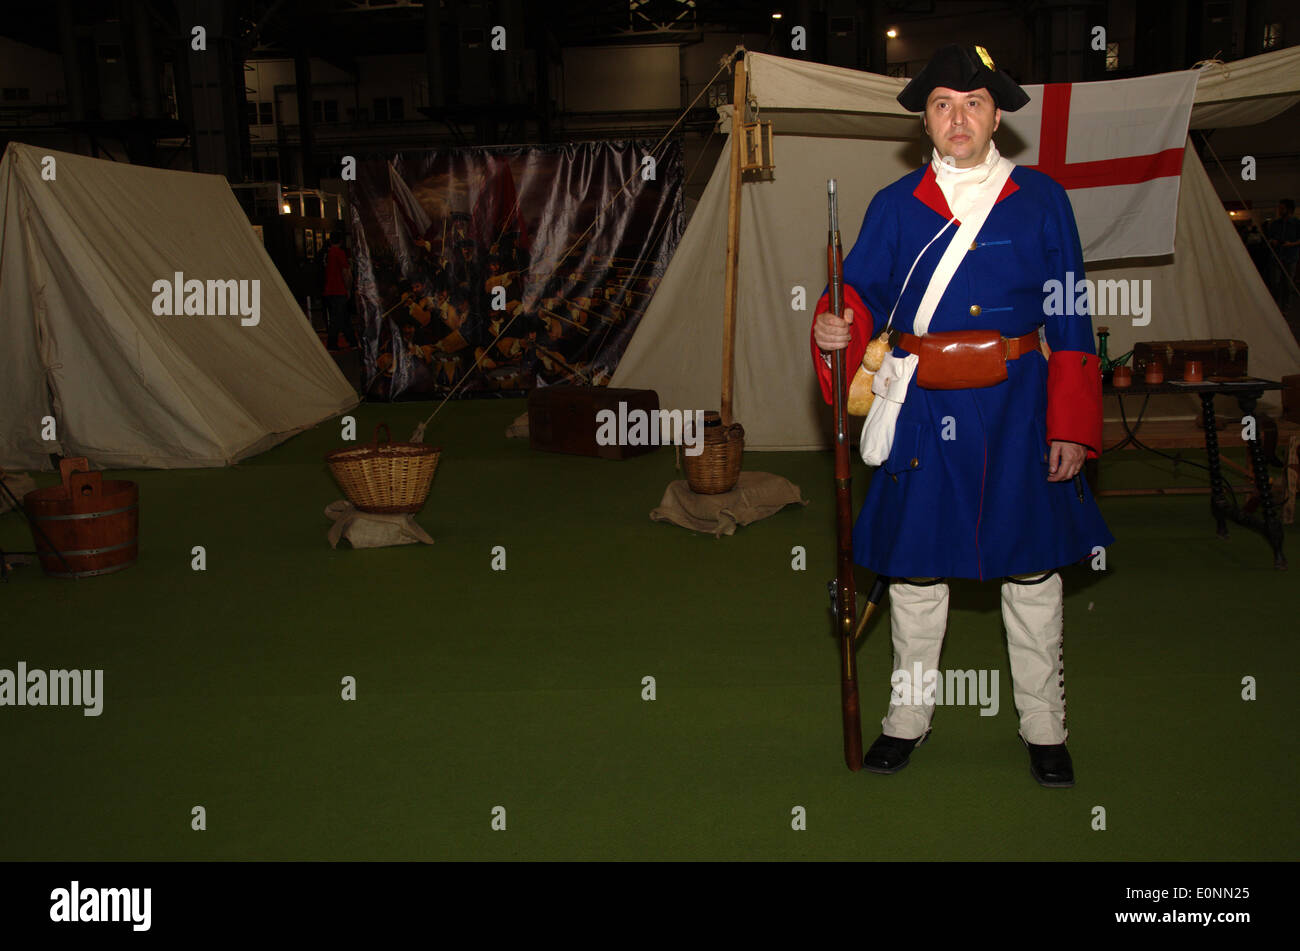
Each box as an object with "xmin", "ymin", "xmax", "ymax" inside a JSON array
[
  {"xmin": 910, "ymin": 458, "xmax": 919, "ymax": 468},
  {"xmin": 970, "ymin": 241, "xmax": 978, "ymax": 250},
  {"xmin": 969, "ymin": 304, "xmax": 981, "ymax": 316}
]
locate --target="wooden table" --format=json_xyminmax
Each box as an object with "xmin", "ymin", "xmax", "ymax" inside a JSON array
[{"xmin": 1103, "ymin": 378, "xmax": 1288, "ymax": 568}]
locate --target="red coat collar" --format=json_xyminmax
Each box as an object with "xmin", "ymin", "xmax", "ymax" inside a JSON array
[{"xmin": 913, "ymin": 163, "xmax": 1019, "ymax": 221}]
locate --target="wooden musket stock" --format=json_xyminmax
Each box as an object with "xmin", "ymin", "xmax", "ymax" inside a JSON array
[{"xmin": 826, "ymin": 180, "xmax": 863, "ymax": 772}]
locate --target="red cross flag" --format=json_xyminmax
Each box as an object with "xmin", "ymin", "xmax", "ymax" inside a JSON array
[{"xmin": 999, "ymin": 72, "xmax": 1199, "ymax": 262}]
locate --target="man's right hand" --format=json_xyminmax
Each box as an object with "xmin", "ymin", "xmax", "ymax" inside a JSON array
[{"xmin": 814, "ymin": 306, "xmax": 855, "ymax": 352}]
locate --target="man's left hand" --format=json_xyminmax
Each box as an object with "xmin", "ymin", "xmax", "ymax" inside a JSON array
[{"xmin": 1047, "ymin": 441, "xmax": 1087, "ymax": 482}]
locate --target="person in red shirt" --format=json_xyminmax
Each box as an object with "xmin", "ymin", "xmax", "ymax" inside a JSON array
[{"xmin": 323, "ymin": 230, "xmax": 357, "ymax": 350}]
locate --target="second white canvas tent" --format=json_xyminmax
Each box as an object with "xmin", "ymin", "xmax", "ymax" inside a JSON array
[
  {"xmin": 0, "ymin": 143, "xmax": 358, "ymax": 470},
  {"xmin": 612, "ymin": 48, "xmax": 1300, "ymax": 450}
]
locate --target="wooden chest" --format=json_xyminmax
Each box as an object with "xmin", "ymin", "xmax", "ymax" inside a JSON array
[
  {"xmin": 527, "ymin": 386, "xmax": 661, "ymax": 460},
  {"xmin": 1283, "ymin": 374, "xmax": 1300, "ymax": 424},
  {"xmin": 1131, "ymin": 339, "xmax": 1249, "ymax": 379}
]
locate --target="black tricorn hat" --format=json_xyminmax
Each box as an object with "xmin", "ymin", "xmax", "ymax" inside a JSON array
[{"xmin": 897, "ymin": 44, "xmax": 1030, "ymax": 113}]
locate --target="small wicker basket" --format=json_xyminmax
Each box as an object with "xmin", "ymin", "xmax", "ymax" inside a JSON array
[
  {"xmin": 326, "ymin": 424, "xmax": 440, "ymax": 514},
  {"xmin": 683, "ymin": 411, "xmax": 744, "ymax": 494}
]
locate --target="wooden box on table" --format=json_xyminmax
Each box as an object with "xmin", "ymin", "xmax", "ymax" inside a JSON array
[{"xmin": 1131, "ymin": 339, "xmax": 1249, "ymax": 379}]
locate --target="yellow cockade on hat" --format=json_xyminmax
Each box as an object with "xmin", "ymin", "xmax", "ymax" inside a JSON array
[{"xmin": 975, "ymin": 46, "xmax": 995, "ymax": 69}]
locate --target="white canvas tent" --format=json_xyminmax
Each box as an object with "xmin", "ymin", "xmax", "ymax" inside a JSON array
[
  {"xmin": 0, "ymin": 143, "xmax": 358, "ymax": 470},
  {"xmin": 613, "ymin": 47, "xmax": 1300, "ymax": 450}
]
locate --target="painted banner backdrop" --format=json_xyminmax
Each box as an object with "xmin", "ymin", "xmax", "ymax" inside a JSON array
[{"xmin": 351, "ymin": 142, "xmax": 684, "ymax": 400}]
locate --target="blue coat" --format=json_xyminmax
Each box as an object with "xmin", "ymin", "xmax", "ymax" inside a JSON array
[{"xmin": 813, "ymin": 162, "xmax": 1114, "ymax": 580}]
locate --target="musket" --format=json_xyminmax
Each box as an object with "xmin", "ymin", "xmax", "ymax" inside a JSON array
[
  {"xmin": 602, "ymin": 285, "xmax": 656, "ymax": 300},
  {"xmin": 553, "ymin": 297, "xmax": 622, "ymax": 326},
  {"xmin": 537, "ymin": 307, "xmax": 593, "ymax": 334},
  {"xmin": 826, "ymin": 179, "xmax": 864, "ymax": 772},
  {"xmin": 534, "ymin": 345, "xmax": 592, "ymax": 381}
]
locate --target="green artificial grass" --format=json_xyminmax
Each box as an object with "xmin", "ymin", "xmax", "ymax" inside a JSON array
[{"xmin": 0, "ymin": 398, "xmax": 1295, "ymax": 860}]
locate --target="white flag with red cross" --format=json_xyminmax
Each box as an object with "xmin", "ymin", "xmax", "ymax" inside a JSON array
[{"xmin": 999, "ymin": 72, "xmax": 1199, "ymax": 262}]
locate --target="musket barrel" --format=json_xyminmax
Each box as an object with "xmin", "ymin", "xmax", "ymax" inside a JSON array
[
  {"xmin": 828, "ymin": 181, "xmax": 842, "ymax": 317},
  {"xmin": 826, "ymin": 177, "xmax": 861, "ymax": 771}
]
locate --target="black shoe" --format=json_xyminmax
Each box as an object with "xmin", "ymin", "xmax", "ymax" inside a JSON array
[
  {"xmin": 1023, "ymin": 738, "xmax": 1074, "ymax": 788},
  {"xmin": 863, "ymin": 730, "xmax": 930, "ymax": 774}
]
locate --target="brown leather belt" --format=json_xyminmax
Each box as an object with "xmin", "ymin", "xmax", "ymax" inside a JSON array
[{"xmin": 898, "ymin": 328, "xmax": 1042, "ymax": 361}]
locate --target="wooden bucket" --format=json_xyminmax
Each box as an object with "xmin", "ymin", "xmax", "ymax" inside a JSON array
[{"xmin": 24, "ymin": 458, "xmax": 139, "ymax": 579}]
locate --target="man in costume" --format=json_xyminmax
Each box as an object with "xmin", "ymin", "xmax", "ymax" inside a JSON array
[
  {"xmin": 1265, "ymin": 198, "xmax": 1299, "ymax": 308},
  {"xmin": 322, "ymin": 231, "xmax": 357, "ymax": 350},
  {"xmin": 450, "ymin": 238, "xmax": 482, "ymax": 297},
  {"xmin": 435, "ymin": 289, "xmax": 473, "ymax": 354},
  {"xmin": 397, "ymin": 277, "xmax": 438, "ymax": 331},
  {"xmin": 811, "ymin": 45, "xmax": 1114, "ymax": 787}
]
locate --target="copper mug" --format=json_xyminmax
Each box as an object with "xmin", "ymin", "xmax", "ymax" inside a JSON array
[
  {"xmin": 1112, "ymin": 365, "xmax": 1133, "ymax": 388},
  {"xmin": 1145, "ymin": 362, "xmax": 1164, "ymax": 384},
  {"xmin": 1183, "ymin": 359, "xmax": 1204, "ymax": 382}
]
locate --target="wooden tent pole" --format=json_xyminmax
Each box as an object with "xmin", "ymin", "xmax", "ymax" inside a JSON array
[{"xmin": 720, "ymin": 51, "xmax": 746, "ymax": 427}]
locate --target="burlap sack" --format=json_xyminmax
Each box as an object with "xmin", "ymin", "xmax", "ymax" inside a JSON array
[
  {"xmin": 505, "ymin": 412, "xmax": 529, "ymax": 439},
  {"xmin": 650, "ymin": 471, "xmax": 807, "ymax": 536},
  {"xmin": 324, "ymin": 500, "xmax": 434, "ymax": 549}
]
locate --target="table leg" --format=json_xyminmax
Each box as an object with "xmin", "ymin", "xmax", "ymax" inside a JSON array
[
  {"xmin": 1108, "ymin": 393, "xmax": 1152, "ymax": 452},
  {"xmin": 1200, "ymin": 393, "xmax": 1229, "ymax": 538},
  {"xmin": 1285, "ymin": 436, "xmax": 1299, "ymax": 526},
  {"xmin": 1237, "ymin": 393, "xmax": 1287, "ymax": 569},
  {"xmin": 1110, "ymin": 395, "xmax": 1136, "ymax": 450}
]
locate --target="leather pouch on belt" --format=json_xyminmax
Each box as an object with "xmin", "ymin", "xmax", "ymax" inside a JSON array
[{"xmin": 915, "ymin": 330, "xmax": 1007, "ymax": 390}]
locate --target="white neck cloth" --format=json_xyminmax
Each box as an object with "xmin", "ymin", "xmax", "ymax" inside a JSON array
[{"xmin": 931, "ymin": 143, "xmax": 1012, "ymax": 221}]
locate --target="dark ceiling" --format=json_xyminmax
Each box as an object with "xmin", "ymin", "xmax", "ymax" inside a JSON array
[{"xmin": 0, "ymin": 1, "xmax": 819, "ymax": 59}]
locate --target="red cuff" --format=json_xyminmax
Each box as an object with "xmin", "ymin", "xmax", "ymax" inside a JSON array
[
  {"xmin": 810, "ymin": 285, "xmax": 871, "ymax": 405},
  {"xmin": 1046, "ymin": 350, "xmax": 1102, "ymax": 458}
]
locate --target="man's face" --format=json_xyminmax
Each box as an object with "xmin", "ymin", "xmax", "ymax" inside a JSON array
[
  {"xmin": 1279, "ymin": 203, "xmax": 1291, "ymax": 219},
  {"xmin": 924, "ymin": 86, "xmax": 1001, "ymax": 168}
]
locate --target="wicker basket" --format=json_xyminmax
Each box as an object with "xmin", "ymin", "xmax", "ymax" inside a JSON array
[
  {"xmin": 683, "ymin": 411, "xmax": 744, "ymax": 494},
  {"xmin": 326, "ymin": 424, "xmax": 440, "ymax": 514}
]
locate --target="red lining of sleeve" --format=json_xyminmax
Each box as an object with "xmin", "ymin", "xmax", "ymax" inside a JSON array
[{"xmin": 810, "ymin": 285, "xmax": 871, "ymax": 405}]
